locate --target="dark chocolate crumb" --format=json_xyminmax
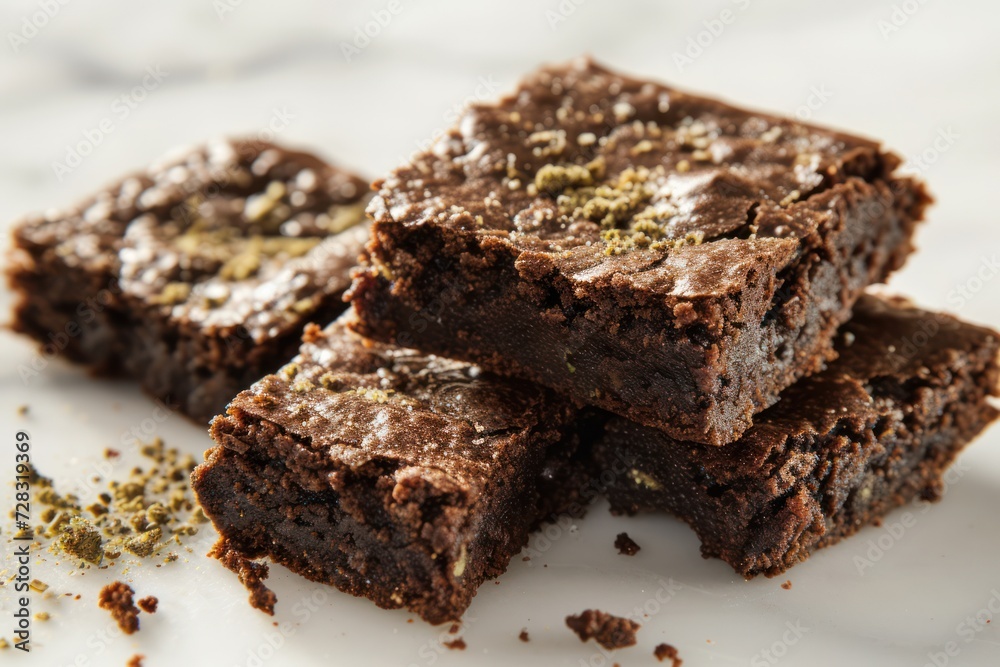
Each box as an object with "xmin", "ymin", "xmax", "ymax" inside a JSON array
[
  {"xmin": 98, "ymin": 582, "xmax": 140, "ymax": 635},
  {"xmin": 654, "ymin": 643, "xmax": 682, "ymax": 665},
  {"xmin": 565, "ymin": 609, "xmax": 640, "ymax": 650},
  {"xmin": 781, "ymin": 580, "xmax": 792, "ymax": 590},
  {"xmin": 209, "ymin": 539, "xmax": 276, "ymax": 615},
  {"xmin": 443, "ymin": 637, "xmax": 466, "ymax": 650},
  {"xmin": 614, "ymin": 532, "xmax": 641, "ymax": 556},
  {"xmin": 519, "ymin": 628, "xmax": 530, "ymax": 642},
  {"xmin": 137, "ymin": 596, "xmax": 158, "ymax": 613}
]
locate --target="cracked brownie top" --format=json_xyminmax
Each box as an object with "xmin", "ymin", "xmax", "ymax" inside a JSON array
[
  {"xmin": 227, "ymin": 316, "xmax": 576, "ymax": 482},
  {"xmin": 13, "ymin": 139, "xmax": 369, "ymax": 337},
  {"xmin": 369, "ymin": 57, "xmax": 920, "ymax": 300}
]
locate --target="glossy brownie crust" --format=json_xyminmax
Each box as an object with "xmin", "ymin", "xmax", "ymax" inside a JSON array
[
  {"xmin": 7, "ymin": 140, "xmax": 369, "ymax": 421},
  {"xmin": 350, "ymin": 58, "xmax": 929, "ymax": 445},
  {"xmin": 594, "ymin": 295, "xmax": 999, "ymax": 578},
  {"xmin": 192, "ymin": 317, "xmax": 584, "ymax": 624}
]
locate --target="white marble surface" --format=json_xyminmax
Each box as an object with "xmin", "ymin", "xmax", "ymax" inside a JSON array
[{"xmin": 1, "ymin": 1, "xmax": 999, "ymax": 665}]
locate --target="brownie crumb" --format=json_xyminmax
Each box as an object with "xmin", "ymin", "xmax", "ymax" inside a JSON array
[
  {"xmin": 614, "ymin": 532, "xmax": 640, "ymax": 556},
  {"xmin": 519, "ymin": 628, "xmax": 530, "ymax": 642},
  {"xmin": 98, "ymin": 582, "xmax": 140, "ymax": 635},
  {"xmin": 209, "ymin": 539, "xmax": 277, "ymax": 615},
  {"xmin": 565, "ymin": 609, "xmax": 640, "ymax": 649},
  {"xmin": 448, "ymin": 622, "xmax": 461, "ymax": 634},
  {"xmin": 654, "ymin": 643, "xmax": 682, "ymax": 665},
  {"xmin": 781, "ymin": 580, "xmax": 792, "ymax": 590},
  {"xmin": 127, "ymin": 655, "xmax": 144, "ymax": 667},
  {"xmin": 137, "ymin": 596, "xmax": 159, "ymax": 613},
  {"xmin": 16, "ymin": 405, "xmax": 28, "ymax": 416},
  {"xmin": 443, "ymin": 637, "xmax": 467, "ymax": 650}
]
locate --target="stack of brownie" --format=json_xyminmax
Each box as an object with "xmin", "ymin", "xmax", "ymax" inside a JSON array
[{"xmin": 10, "ymin": 58, "xmax": 998, "ymax": 626}]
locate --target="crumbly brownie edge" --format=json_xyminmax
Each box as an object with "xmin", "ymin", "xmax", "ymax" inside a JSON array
[{"xmin": 193, "ymin": 406, "xmax": 584, "ymax": 624}]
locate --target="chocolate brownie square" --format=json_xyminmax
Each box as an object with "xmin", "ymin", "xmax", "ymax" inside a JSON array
[
  {"xmin": 593, "ymin": 295, "xmax": 999, "ymax": 577},
  {"xmin": 350, "ymin": 58, "xmax": 929, "ymax": 445},
  {"xmin": 7, "ymin": 139, "xmax": 370, "ymax": 421},
  {"xmin": 192, "ymin": 315, "xmax": 587, "ymax": 624}
]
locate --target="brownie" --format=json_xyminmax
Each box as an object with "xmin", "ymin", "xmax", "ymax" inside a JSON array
[
  {"xmin": 654, "ymin": 643, "xmax": 683, "ymax": 666},
  {"xmin": 614, "ymin": 531, "xmax": 640, "ymax": 556},
  {"xmin": 98, "ymin": 581, "xmax": 140, "ymax": 635},
  {"xmin": 350, "ymin": 58, "xmax": 929, "ymax": 445},
  {"xmin": 594, "ymin": 295, "xmax": 1000, "ymax": 578},
  {"xmin": 191, "ymin": 315, "xmax": 586, "ymax": 624},
  {"xmin": 565, "ymin": 609, "xmax": 641, "ymax": 649},
  {"xmin": 136, "ymin": 596, "xmax": 158, "ymax": 614},
  {"xmin": 7, "ymin": 139, "xmax": 370, "ymax": 422}
]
